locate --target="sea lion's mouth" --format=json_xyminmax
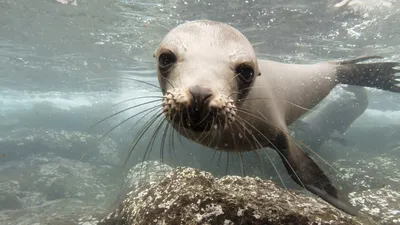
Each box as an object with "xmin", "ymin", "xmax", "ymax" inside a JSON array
[
  {"xmin": 172, "ymin": 107, "xmax": 220, "ymax": 132},
  {"xmin": 162, "ymin": 89, "xmax": 236, "ymax": 133}
]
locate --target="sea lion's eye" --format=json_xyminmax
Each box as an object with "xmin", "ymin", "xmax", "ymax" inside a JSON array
[
  {"xmin": 158, "ymin": 52, "xmax": 176, "ymax": 72},
  {"xmin": 236, "ymin": 64, "xmax": 254, "ymax": 84}
]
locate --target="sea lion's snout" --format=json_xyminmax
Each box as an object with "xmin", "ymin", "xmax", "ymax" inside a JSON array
[
  {"xmin": 162, "ymin": 86, "xmax": 236, "ymax": 133},
  {"xmin": 188, "ymin": 85, "xmax": 213, "ymax": 111},
  {"xmin": 185, "ymin": 85, "xmax": 216, "ymax": 132}
]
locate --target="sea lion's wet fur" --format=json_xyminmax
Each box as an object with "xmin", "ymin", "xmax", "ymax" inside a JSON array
[{"xmin": 154, "ymin": 20, "xmax": 400, "ymax": 216}]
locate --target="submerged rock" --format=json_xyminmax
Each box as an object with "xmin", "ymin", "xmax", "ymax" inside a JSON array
[
  {"xmin": 117, "ymin": 160, "xmax": 173, "ymax": 202},
  {"xmin": 350, "ymin": 185, "xmax": 400, "ymax": 225},
  {"xmin": 98, "ymin": 167, "xmax": 363, "ymax": 225},
  {"xmin": 333, "ymin": 154, "xmax": 400, "ymax": 225},
  {"xmin": 334, "ymin": 156, "xmax": 400, "ymax": 193}
]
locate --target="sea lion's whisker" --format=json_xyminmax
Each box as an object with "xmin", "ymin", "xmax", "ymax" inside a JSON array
[
  {"xmin": 113, "ymin": 96, "xmax": 164, "ymax": 106},
  {"xmin": 234, "ymin": 116, "xmax": 288, "ymax": 189},
  {"xmin": 292, "ymin": 137, "xmax": 343, "ymax": 175},
  {"xmin": 207, "ymin": 120, "xmax": 224, "ymax": 156},
  {"xmin": 253, "ymin": 109, "xmax": 342, "ymax": 176},
  {"xmin": 243, "ymin": 98, "xmax": 317, "ymax": 113},
  {"xmin": 167, "ymin": 122, "xmax": 175, "ymax": 162},
  {"xmin": 162, "ymin": 113, "xmax": 174, "ymax": 164},
  {"xmin": 255, "ymin": 149, "xmax": 287, "ymax": 189},
  {"xmin": 228, "ymin": 88, "xmax": 316, "ymax": 113},
  {"xmin": 194, "ymin": 107, "xmax": 212, "ymax": 129},
  {"xmin": 82, "ymin": 77, "xmax": 163, "ymax": 91},
  {"xmin": 92, "ymin": 99, "xmax": 162, "ymax": 128},
  {"xmin": 142, "ymin": 120, "xmax": 163, "ymax": 163},
  {"xmin": 217, "ymin": 120, "xmax": 225, "ymax": 146},
  {"xmin": 230, "ymin": 85, "xmax": 263, "ymax": 94},
  {"xmin": 225, "ymin": 151, "xmax": 230, "ymax": 175},
  {"xmin": 176, "ymin": 118, "xmax": 186, "ymax": 151},
  {"xmin": 120, "ymin": 76, "xmax": 164, "ymax": 91},
  {"xmin": 229, "ymin": 122, "xmax": 239, "ymax": 150},
  {"xmin": 116, "ymin": 110, "xmax": 164, "ymax": 194},
  {"xmin": 229, "ymin": 121, "xmax": 251, "ymax": 178},
  {"xmin": 210, "ymin": 148, "xmax": 218, "ymax": 162},
  {"xmin": 160, "ymin": 120, "xmax": 171, "ymax": 164},
  {"xmin": 217, "ymin": 149, "xmax": 223, "ymax": 169},
  {"xmin": 232, "ymin": 84, "xmax": 317, "ymax": 110},
  {"xmin": 234, "ymin": 115, "xmax": 305, "ymax": 189},
  {"xmin": 137, "ymin": 116, "xmax": 166, "ymax": 187},
  {"xmin": 224, "ymin": 122, "xmax": 239, "ymax": 176},
  {"xmin": 258, "ymin": 149, "xmax": 287, "ymax": 189},
  {"xmin": 251, "ymin": 42, "xmax": 265, "ymax": 47},
  {"xmin": 168, "ymin": 114, "xmax": 178, "ymax": 162},
  {"xmin": 128, "ymin": 107, "xmax": 162, "ymax": 135},
  {"xmin": 183, "ymin": 107, "xmax": 195, "ymax": 138},
  {"xmin": 235, "ymin": 108, "xmax": 274, "ymax": 128},
  {"xmin": 180, "ymin": 110, "xmax": 196, "ymax": 141},
  {"xmin": 143, "ymin": 117, "xmax": 167, "ymax": 165},
  {"xmin": 80, "ymin": 105, "xmax": 159, "ymax": 161},
  {"xmin": 231, "ymin": 117, "xmax": 270, "ymax": 163},
  {"xmin": 78, "ymin": 77, "xmax": 120, "ymax": 83},
  {"xmin": 157, "ymin": 126, "xmax": 173, "ymax": 182},
  {"xmin": 222, "ymin": 72, "xmax": 242, "ymax": 93},
  {"xmin": 100, "ymin": 105, "xmax": 161, "ymax": 141},
  {"xmin": 231, "ymin": 119, "xmax": 257, "ymax": 150},
  {"xmin": 251, "ymin": 150, "xmax": 266, "ymax": 176},
  {"xmin": 198, "ymin": 116, "xmax": 214, "ymax": 144},
  {"xmin": 123, "ymin": 111, "xmax": 165, "ymax": 167},
  {"xmin": 160, "ymin": 76, "xmax": 175, "ymax": 89},
  {"xmin": 237, "ymin": 152, "xmax": 245, "ymax": 177},
  {"xmin": 207, "ymin": 117, "xmax": 219, "ymax": 146},
  {"xmin": 237, "ymin": 108, "xmax": 299, "ymax": 143},
  {"xmin": 238, "ymin": 106, "xmax": 324, "ymax": 173}
]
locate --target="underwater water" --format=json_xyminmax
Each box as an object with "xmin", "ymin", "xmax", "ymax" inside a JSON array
[{"xmin": 0, "ymin": 0, "xmax": 399, "ymax": 224}]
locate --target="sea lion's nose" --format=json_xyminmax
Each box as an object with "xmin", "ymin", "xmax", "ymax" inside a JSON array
[{"xmin": 189, "ymin": 85, "xmax": 213, "ymax": 110}]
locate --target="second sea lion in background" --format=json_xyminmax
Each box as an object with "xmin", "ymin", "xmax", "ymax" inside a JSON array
[{"xmin": 294, "ymin": 85, "xmax": 369, "ymax": 153}]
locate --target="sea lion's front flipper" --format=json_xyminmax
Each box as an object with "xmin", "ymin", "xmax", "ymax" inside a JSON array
[{"xmin": 274, "ymin": 133, "xmax": 359, "ymax": 216}]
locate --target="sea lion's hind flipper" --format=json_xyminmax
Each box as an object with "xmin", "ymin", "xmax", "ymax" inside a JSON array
[
  {"xmin": 274, "ymin": 134, "xmax": 359, "ymax": 216},
  {"xmin": 334, "ymin": 56, "xmax": 400, "ymax": 93}
]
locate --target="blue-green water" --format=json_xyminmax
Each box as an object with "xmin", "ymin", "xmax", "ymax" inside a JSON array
[{"xmin": 0, "ymin": 0, "xmax": 399, "ymax": 224}]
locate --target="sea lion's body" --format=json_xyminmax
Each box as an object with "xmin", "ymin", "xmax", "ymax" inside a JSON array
[{"xmin": 153, "ymin": 20, "xmax": 400, "ymax": 216}]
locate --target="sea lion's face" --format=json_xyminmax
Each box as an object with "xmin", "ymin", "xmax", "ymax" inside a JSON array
[{"xmin": 154, "ymin": 20, "xmax": 260, "ymax": 133}]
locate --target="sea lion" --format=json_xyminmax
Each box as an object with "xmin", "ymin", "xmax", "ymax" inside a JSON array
[
  {"xmin": 293, "ymin": 85, "xmax": 369, "ymax": 153},
  {"xmin": 153, "ymin": 20, "xmax": 400, "ymax": 216}
]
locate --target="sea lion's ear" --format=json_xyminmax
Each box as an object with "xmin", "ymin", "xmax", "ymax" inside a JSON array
[
  {"xmin": 273, "ymin": 134, "xmax": 360, "ymax": 216},
  {"xmin": 153, "ymin": 48, "xmax": 159, "ymax": 58},
  {"xmin": 258, "ymin": 72, "xmax": 261, "ymax": 76}
]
